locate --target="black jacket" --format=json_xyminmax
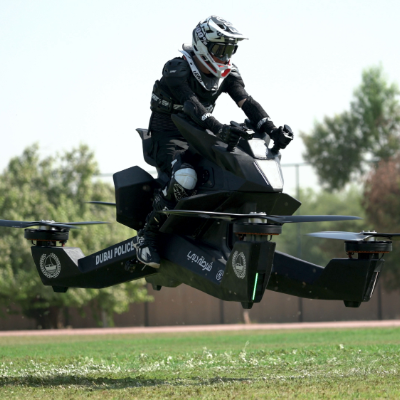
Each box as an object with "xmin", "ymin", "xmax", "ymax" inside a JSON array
[{"xmin": 149, "ymin": 48, "xmax": 275, "ymax": 137}]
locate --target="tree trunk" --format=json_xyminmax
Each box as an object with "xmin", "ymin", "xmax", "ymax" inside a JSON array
[
  {"xmin": 101, "ymin": 309, "xmax": 109, "ymax": 327},
  {"xmin": 49, "ymin": 306, "xmax": 64, "ymax": 329},
  {"xmin": 243, "ymin": 310, "xmax": 251, "ymax": 324},
  {"xmin": 25, "ymin": 306, "xmax": 64, "ymax": 329}
]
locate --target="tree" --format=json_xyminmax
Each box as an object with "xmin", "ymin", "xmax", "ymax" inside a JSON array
[
  {"xmin": 301, "ymin": 66, "xmax": 400, "ymax": 191},
  {"xmin": 275, "ymin": 186, "xmax": 366, "ymax": 266},
  {"xmin": 0, "ymin": 144, "xmax": 151, "ymax": 328},
  {"xmin": 363, "ymin": 155, "xmax": 400, "ymax": 289}
]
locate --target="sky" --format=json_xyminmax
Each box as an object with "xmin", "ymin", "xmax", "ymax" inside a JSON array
[{"xmin": 1, "ymin": 0, "xmax": 399, "ymax": 194}]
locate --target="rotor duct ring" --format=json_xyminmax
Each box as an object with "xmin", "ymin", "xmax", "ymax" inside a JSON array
[
  {"xmin": 233, "ymin": 223, "xmax": 282, "ymax": 236},
  {"xmin": 345, "ymin": 240, "xmax": 392, "ymax": 254},
  {"xmin": 24, "ymin": 229, "xmax": 69, "ymax": 243}
]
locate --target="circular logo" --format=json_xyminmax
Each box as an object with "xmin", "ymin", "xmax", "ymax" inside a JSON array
[
  {"xmin": 216, "ymin": 270, "xmax": 224, "ymax": 281},
  {"xmin": 232, "ymin": 251, "xmax": 246, "ymax": 279},
  {"xmin": 39, "ymin": 253, "xmax": 62, "ymax": 279}
]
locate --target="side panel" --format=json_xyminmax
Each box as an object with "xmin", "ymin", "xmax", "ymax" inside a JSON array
[
  {"xmin": 113, "ymin": 166, "xmax": 162, "ymax": 230},
  {"xmin": 31, "ymin": 238, "xmax": 157, "ymax": 290},
  {"xmin": 151, "ymin": 234, "xmax": 275, "ymax": 302},
  {"xmin": 267, "ymin": 251, "xmax": 384, "ymax": 302}
]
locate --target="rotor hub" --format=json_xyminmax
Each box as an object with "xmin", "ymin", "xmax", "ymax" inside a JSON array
[
  {"xmin": 24, "ymin": 229, "xmax": 69, "ymax": 246},
  {"xmin": 40, "ymin": 220, "xmax": 57, "ymax": 230},
  {"xmin": 345, "ymin": 240, "xmax": 392, "ymax": 256},
  {"xmin": 233, "ymin": 222, "xmax": 282, "ymax": 236}
]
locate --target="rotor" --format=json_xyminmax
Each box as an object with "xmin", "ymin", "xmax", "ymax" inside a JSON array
[
  {"xmin": 0, "ymin": 219, "xmax": 109, "ymax": 246},
  {"xmin": 307, "ymin": 230, "xmax": 400, "ymax": 258},
  {"xmin": 157, "ymin": 209, "xmax": 361, "ymax": 239}
]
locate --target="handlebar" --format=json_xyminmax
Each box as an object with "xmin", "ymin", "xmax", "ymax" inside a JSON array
[
  {"xmin": 227, "ymin": 142, "xmax": 236, "ymax": 152},
  {"xmin": 225, "ymin": 121, "xmax": 293, "ymax": 154},
  {"xmin": 269, "ymin": 124, "xmax": 294, "ymax": 155},
  {"xmin": 227, "ymin": 121, "xmax": 254, "ymax": 152},
  {"xmin": 270, "ymin": 143, "xmax": 281, "ymax": 155}
]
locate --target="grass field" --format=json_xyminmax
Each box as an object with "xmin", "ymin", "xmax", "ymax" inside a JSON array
[{"xmin": 0, "ymin": 327, "xmax": 399, "ymax": 399}]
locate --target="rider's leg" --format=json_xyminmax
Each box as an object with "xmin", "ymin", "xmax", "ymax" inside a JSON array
[
  {"xmin": 161, "ymin": 158, "xmax": 198, "ymax": 202},
  {"xmin": 136, "ymin": 153, "xmax": 197, "ymax": 267},
  {"xmin": 134, "ymin": 192, "xmax": 175, "ymax": 268}
]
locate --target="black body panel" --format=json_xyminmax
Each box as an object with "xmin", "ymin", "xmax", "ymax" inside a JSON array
[
  {"xmin": 31, "ymin": 238, "xmax": 156, "ymax": 291},
  {"xmin": 146, "ymin": 234, "xmax": 276, "ymax": 302},
  {"xmin": 268, "ymin": 251, "xmax": 383, "ymax": 302},
  {"xmin": 113, "ymin": 166, "xmax": 162, "ymax": 230},
  {"xmin": 172, "ymin": 115, "xmax": 283, "ymax": 193}
]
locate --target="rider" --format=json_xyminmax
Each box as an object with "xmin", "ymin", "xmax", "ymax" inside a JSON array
[{"xmin": 136, "ymin": 15, "xmax": 293, "ymax": 268}]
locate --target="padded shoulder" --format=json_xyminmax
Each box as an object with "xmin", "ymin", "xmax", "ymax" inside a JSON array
[
  {"xmin": 163, "ymin": 58, "xmax": 191, "ymax": 79},
  {"xmin": 229, "ymin": 63, "xmax": 242, "ymax": 79}
]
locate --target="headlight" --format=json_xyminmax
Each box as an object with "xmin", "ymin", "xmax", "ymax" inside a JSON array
[{"xmin": 254, "ymin": 160, "xmax": 283, "ymax": 190}]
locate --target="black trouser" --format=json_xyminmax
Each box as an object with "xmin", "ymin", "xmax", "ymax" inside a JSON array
[
  {"xmin": 150, "ymin": 130, "xmax": 194, "ymax": 176},
  {"xmin": 139, "ymin": 131, "xmax": 191, "ymax": 237}
]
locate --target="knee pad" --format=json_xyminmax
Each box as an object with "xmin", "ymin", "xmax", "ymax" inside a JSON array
[
  {"xmin": 162, "ymin": 163, "xmax": 198, "ymax": 202},
  {"xmin": 174, "ymin": 165, "xmax": 197, "ymax": 190}
]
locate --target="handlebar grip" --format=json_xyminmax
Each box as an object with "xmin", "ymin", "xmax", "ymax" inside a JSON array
[
  {"xmin": 227, "ymin": 143, "xmax": 235, "ymax": 152},
  {"xmin": 271, "ymin": 143, "xmax": 281, "ymax": 155}
]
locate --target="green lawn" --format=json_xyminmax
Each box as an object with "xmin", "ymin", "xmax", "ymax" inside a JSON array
[{"xmin": 0, "ymin": 327, "xmax": 399, "ymax": 399}]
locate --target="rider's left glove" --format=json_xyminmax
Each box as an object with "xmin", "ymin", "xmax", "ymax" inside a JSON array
[{"xmin": 217, "ymin": 125, "xmax": 244, "ymax": 149}]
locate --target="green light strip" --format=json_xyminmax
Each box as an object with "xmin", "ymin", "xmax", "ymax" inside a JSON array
[{"xmin": 252, "ymin": 273, "xmax": 259, "ymax": 301}]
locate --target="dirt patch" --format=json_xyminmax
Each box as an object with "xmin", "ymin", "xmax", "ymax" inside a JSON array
[{"xmin": 0, "ymin": 320, "xmax": 399, "ymax": 336}]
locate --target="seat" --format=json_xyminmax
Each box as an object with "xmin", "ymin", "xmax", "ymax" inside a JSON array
[
  {"xmin": 136, "ymin": 128, "xmax": 169, "ymax": 185},
  {"xmin": 136, "ymin": 128, "xmax": 156, "ymax": 167}
]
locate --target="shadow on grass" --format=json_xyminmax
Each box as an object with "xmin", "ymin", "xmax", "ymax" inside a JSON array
[{"xmin": 0, "ymin": 376, "xmax": 255, "ymax": 389}]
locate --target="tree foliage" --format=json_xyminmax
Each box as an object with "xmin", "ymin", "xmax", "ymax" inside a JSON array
[
  {"xmin": 275, "ymin": 187, "xmax": 366, "ymax": 266},
  {"xmin": 0, "ymin": 144, "xmax": 151, "ymax": 328},
  {"xmin": 363, "ymin": 155, "xmax": 400, "ymax": 289},
  {"xmin": 301, "ymin": 66, "xmax": 400, "ymax": 190}
]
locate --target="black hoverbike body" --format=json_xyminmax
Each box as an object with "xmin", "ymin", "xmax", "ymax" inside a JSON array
[{"xmin": 26, "ymin": 114, "xmax": 392, "ymax": 309}]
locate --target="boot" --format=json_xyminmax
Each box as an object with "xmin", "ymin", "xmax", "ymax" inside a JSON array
[
  {"xmin": 135, "ymin": 192, "xmax": 175, "ymax": 268},
  {"xmin": 136, "ymin": 161, "xmax": 197, "ymax": 268}
]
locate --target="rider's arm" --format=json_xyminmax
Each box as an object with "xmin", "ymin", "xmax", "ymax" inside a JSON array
[
  {"xmin": 224, "ymin": 69, "xmax": 276, "ymax": 135},
  {"xmin": 225, "ymin": 71, "xmax": 294, "ymax": 149}
]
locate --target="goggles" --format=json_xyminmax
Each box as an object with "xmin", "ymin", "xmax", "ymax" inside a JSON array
[{"xmin": 207, "ymin": 42, "xmax": 238, "ymax": 61}]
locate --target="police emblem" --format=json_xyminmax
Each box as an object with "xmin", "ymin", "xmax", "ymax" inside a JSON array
[
  {"xmin": 232, "ymin": 251, "xmax": 246, "ymax": 279},
  {"xmin": 39, "ymin": 253, "xmax": 62, "ymax": 279}
]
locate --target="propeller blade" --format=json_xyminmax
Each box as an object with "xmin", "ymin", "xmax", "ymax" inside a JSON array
[
  {"xmin": 86, "ymin": 201, "xmax": 116, "ymax": 207},
  {"xmin": 367, "ymin": 232, "xmax": 400, "ymax": 240},
  {"xmin": 159, "ymin": 211, "xmax": 362, "ymax": 225},
  {"xmin": 158, "ymin": 210, "xmax": 272, "ymax": 221},
  {"xmin": 0, "ymin": 220, "xmax": 79, "ymax": 230},
  {"xmin": 273, "ymin": 215, "xmax": 362, "ymax": 223},
  {"xmin": 38, "ymin": 222, "xmax": 80, "ymax": 230},
  {"xmin": 0, "ymin": 219, "xmax": 36, "ymax": 228},
  {"xmin": 308, "ymin": 231, "xmax": 400, "ymax": 241},
  {"xmin": 159, "ymin": 210, "xmax": 236, "ymax": 221},
  {"xmin": 0, "ymin": 219, "xmax": 107, "ymax": 230},
  {"xmin": 307, "ymin": 231, "xmax": 373, "ymax": 241},
  {"xmin": 60, "ymin": 221, "xmax": 110, "ymax": 226}
]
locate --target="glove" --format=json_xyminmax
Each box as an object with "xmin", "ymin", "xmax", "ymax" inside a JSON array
[
  {"xmin": 217, "ymin": 125, "xmax": 244, "ymax": 150},
  {"xmin": 269, "ymin": 124, "xmax": 294, "ymax": 150}
]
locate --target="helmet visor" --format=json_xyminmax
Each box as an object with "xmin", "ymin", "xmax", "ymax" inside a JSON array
[{"xmin": 207, "ymin": 42, "xmax": 238, "ymax": 61}]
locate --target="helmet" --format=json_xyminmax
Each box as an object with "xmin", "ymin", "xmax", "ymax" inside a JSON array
[{"xmin": 192, "ymin": 16, "xmax": 247, "ymax": 79}]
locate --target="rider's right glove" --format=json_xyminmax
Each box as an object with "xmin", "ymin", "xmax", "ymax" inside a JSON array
[
  {"xmin": 217, "ymin": 125, "xmax": 244, "ymax": 149},
  {"xmin": 269, "ymin": 125, "xmax": 294, "ymax": 149}
]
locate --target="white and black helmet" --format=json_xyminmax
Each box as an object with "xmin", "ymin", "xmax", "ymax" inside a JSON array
[{"xmin": 192, "ymin": 16, "xmax": 247, "ymax": 79}]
